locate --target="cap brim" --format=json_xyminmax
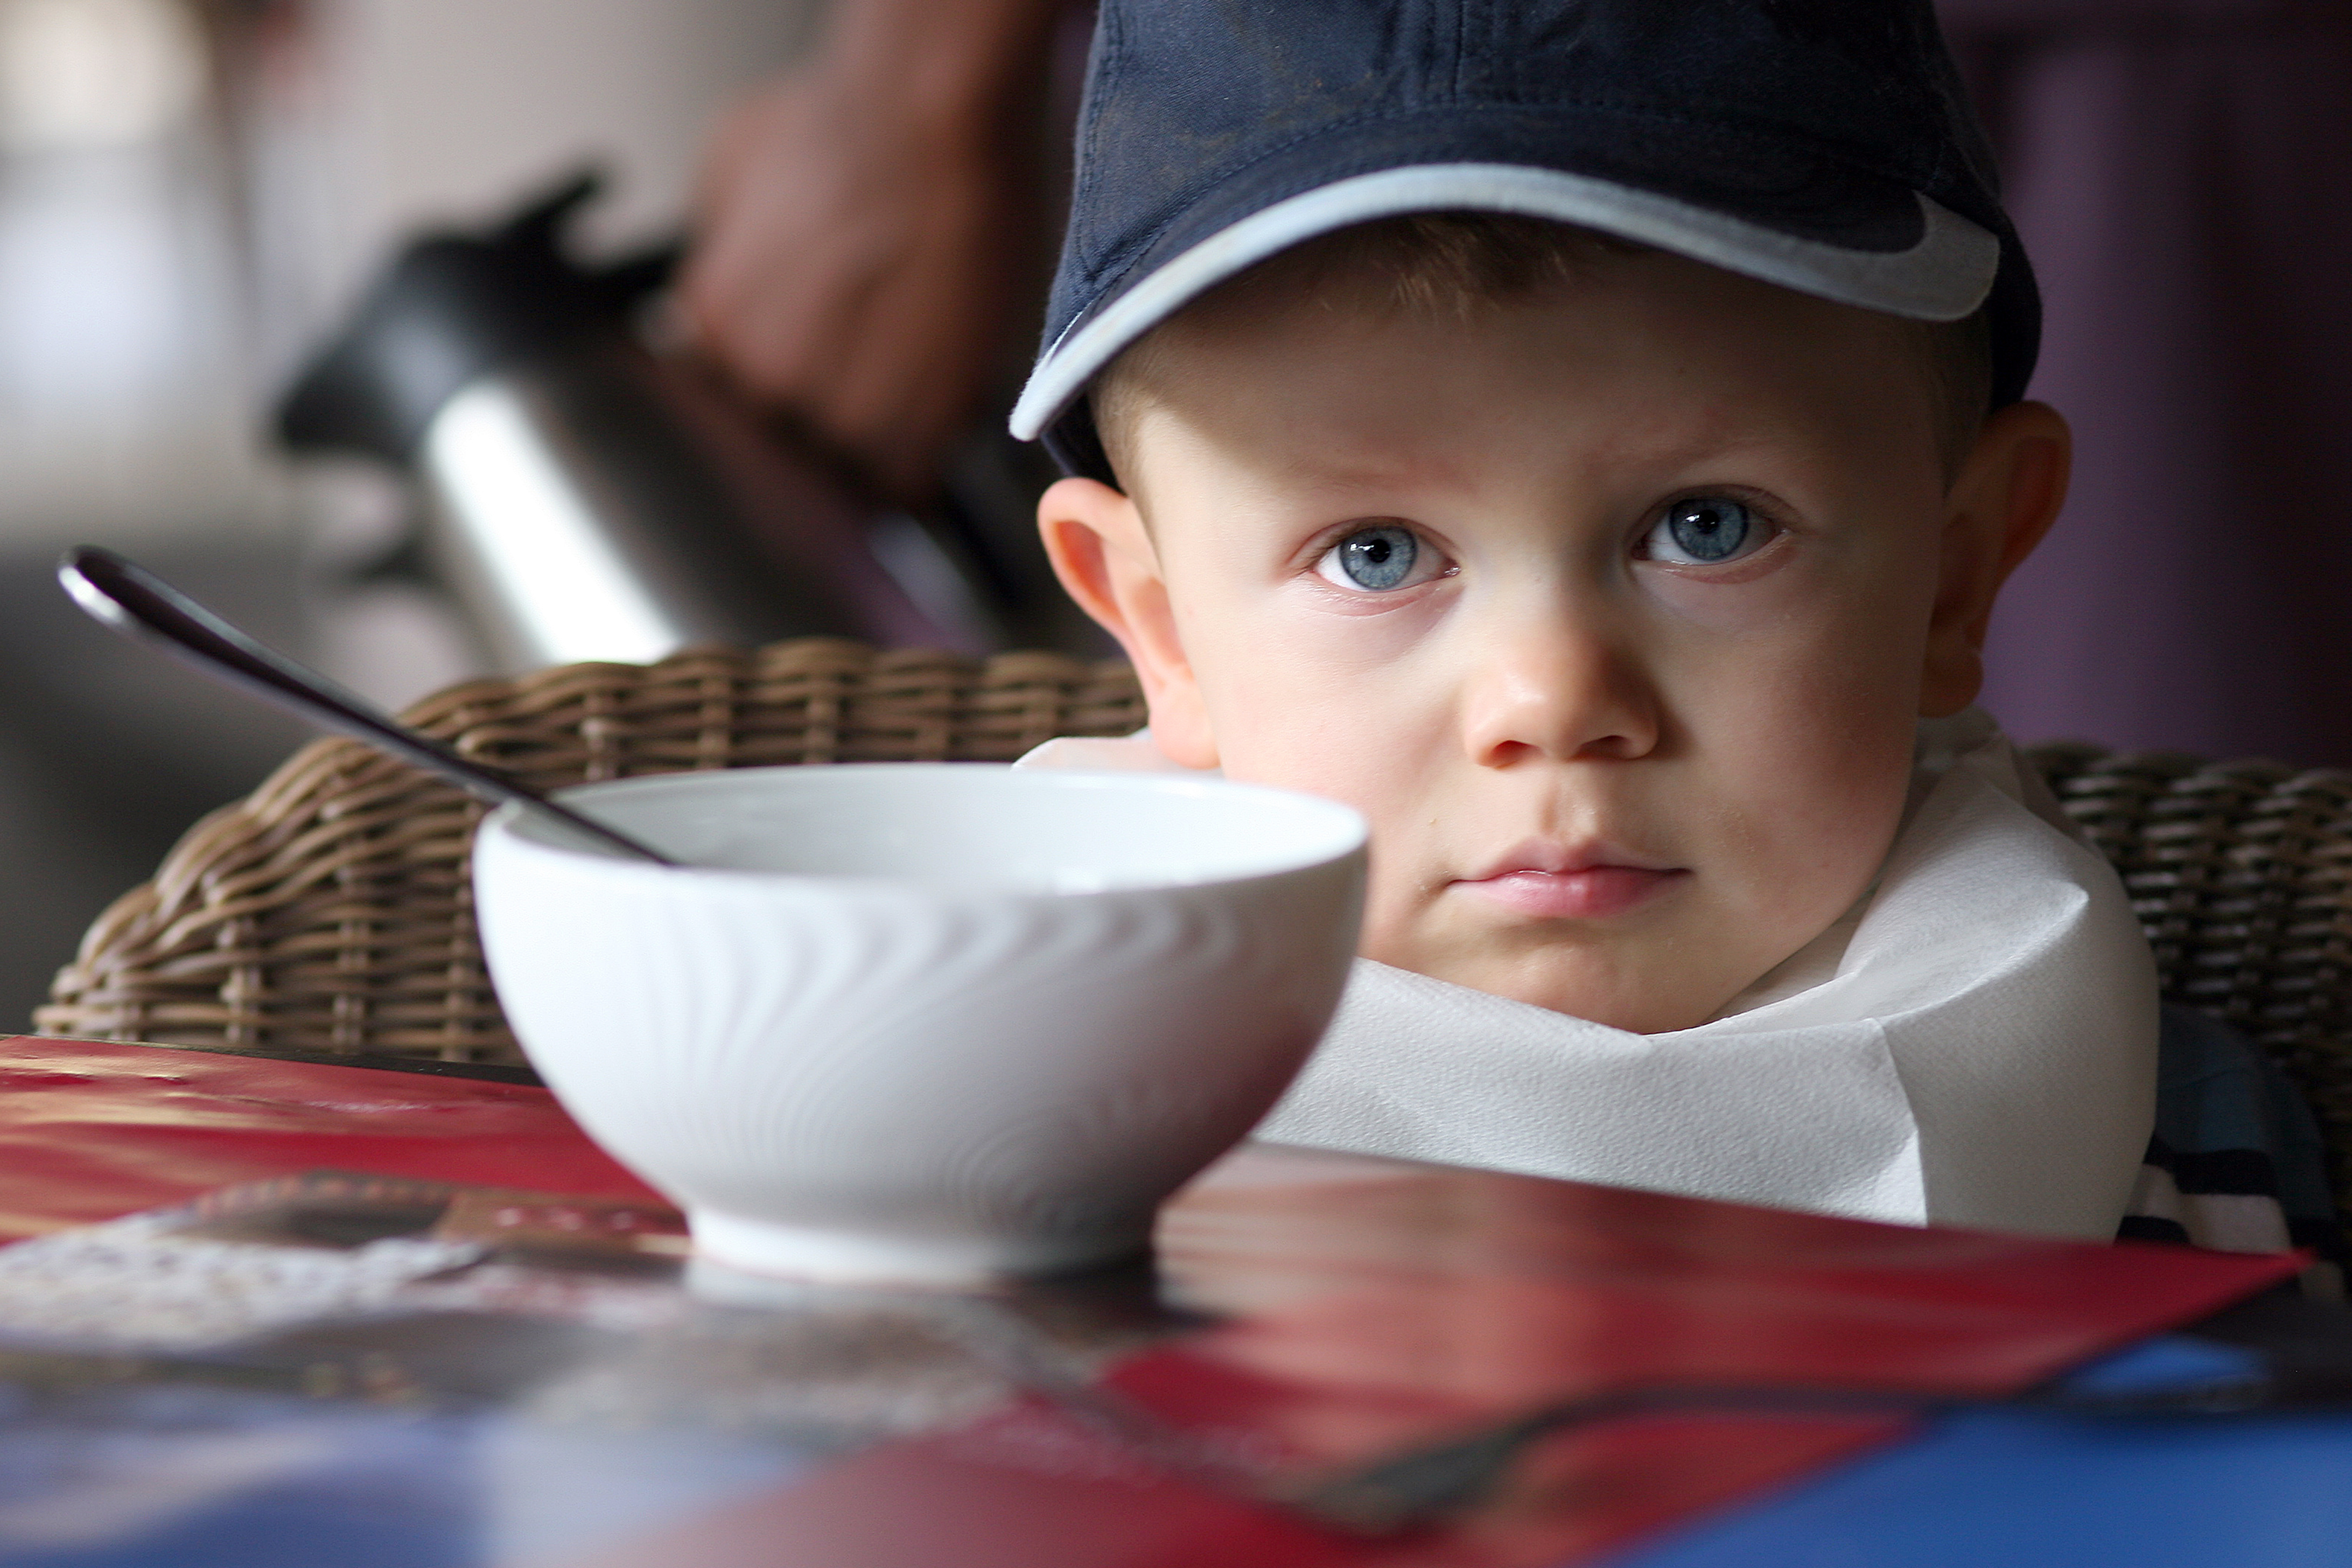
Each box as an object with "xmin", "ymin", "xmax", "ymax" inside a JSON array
[{"xmin": 1011, "ymin": 160, "xmax": 1999, "ymax": 443}]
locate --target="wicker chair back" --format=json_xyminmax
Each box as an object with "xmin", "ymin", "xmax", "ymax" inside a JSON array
[{"xmin": 39, "ymin": 640, "xmax": 1145, "ymax": 1062}]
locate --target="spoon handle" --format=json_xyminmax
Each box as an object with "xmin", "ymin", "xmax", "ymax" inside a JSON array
[{"xmin": 59, "ymin": 547, "xmax": 676, "ymax": 867}]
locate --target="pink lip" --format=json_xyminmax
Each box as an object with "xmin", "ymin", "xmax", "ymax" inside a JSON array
[{"xmin": 1454, "ymin": 842, "xmax": 1686, "ymax": 921}]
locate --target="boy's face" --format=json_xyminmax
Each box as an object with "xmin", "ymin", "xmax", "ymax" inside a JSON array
[{"xmin": 1042, "ymin": 248, "xmax": 2066, "ymax": 1033}]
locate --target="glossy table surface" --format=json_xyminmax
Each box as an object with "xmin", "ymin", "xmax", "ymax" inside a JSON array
[{"xmin": 0, "ymin": 1034, "xmax": 2339, "ymax": 1567}]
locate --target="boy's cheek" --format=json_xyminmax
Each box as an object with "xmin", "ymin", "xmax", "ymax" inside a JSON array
[
  {"xmin": 1636, "ymin": 543, "xmax": 1815, "ymax": 630},
  {"xmin": 1678, "ymin": 682, "xmax": 1917, "ymax": 872},
  {"xmin": 1209, "ymin": 689, "xmax": 1445, "ymax": 806},
  {"xmin": 1197, "ymin": 677, "xmax": 1457, "ymax": 885},
  {"xmin": 1641, "ymin": 527, "xmax": 1937, "ymax": 645},
  {"xmin": 1657, "ymin": 564, "xmax": 1933, "ymax": 734},
  {"xmin": 1186, "ymin": 603, "xmax": 1445, "ymax": 766}
]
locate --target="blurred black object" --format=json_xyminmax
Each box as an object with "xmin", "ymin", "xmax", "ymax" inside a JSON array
[{"xmin": 277, "ymin": 172, "xmax": 1010, "ymax": 668}]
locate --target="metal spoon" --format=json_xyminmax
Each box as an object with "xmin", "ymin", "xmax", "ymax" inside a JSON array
[{"xmin": 58, "ymin": 545, "xmax": 678, "ymax": 866}]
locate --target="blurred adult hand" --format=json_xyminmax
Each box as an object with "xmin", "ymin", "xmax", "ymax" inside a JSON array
[{"xmin": 681, "ymin": 0, "xmax": 1068, "ymax": 500}]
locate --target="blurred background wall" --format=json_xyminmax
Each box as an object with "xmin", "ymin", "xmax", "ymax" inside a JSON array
[
  {"xmin": 0, "ymin": 0, "xmax": 817, "ymax": 1028},
  {"xmin": 1943, "ymin": 0, "xmax": 2352, "ymax": 775}
]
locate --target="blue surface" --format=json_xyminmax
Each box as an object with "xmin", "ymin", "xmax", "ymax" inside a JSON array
[
  {"xmin": 1615, "ymin": 1338, "xmax": 2352, "ymax": 1568},
  {"xmin": 6, "ymin": 1336, "xmax": 2344, "ymax": 1565},
  {"xmin": 0, "ymin": 1383, "xmax": 807, "ymax": 1566}
]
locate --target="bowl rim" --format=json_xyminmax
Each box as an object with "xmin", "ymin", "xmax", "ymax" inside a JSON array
[{"xmin": 474, "ymin": 762, "xmax": 1369, "ymax": 895}]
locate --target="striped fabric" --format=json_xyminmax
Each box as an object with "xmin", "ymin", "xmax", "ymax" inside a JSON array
[{"xmin": 2122, "ymin": 1004, "xmax": 2343, "ymax": 1298}]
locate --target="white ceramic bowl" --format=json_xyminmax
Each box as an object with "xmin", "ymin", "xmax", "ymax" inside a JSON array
[{"xmin": 472, "ymin": 764, "xmax": 1366, "ymax": 1286}]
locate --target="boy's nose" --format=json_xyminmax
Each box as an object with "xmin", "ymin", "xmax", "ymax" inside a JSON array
[{"xmin": 1458, "ymin": 612, "xmax": 1662, "ymax": 767}]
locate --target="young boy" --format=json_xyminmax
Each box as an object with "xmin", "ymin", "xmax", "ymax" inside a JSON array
[{"xmin": 1007, "ymin": 0, "xmax": 2319, "ymax": 1250}]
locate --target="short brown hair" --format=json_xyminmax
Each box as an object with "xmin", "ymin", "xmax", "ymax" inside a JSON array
[{"xmin": 1093, "ymin": 211, "xmax": 1992, "ymax": 487}]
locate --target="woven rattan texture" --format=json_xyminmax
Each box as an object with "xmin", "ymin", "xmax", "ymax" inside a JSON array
[
  {"xmin": 37, "ymin": 640, "xmax": 1146, "ymax": 1065},
  {"xmin": 2028, "ymin": 743, "xmax": 2352, "ymax": 1216}
]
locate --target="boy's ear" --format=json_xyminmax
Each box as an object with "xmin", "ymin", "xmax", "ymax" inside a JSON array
[
  {"xmin": 1919, "ymin": 400, "xmax": 2071, "ymax": 718},
  {"xmin": 1035, "ymin": 477, "xmax": 1219, "ymax": 767}
]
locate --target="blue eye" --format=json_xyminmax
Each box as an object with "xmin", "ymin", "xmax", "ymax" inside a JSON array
[
  {"xmin": 1644, "ymin": 497, "xmax": 1762, "ymax": 564},
  {"xmin": 1317, "ymin": 524, "xmax": 1428, "ymax": 591}
]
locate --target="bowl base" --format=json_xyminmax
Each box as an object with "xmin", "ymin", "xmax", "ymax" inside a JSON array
[{"xmin": 684, "ymin": 1209, "xmax": 1150, "ymax": 1290}]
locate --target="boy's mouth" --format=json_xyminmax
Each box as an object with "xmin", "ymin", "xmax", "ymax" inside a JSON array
[{"xmin": 1454, "ymin": 843, "xmax": 1686, "ymax": 921}]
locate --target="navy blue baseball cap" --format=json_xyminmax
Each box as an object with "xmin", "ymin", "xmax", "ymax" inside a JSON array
[{"xmin": 1012, "ymin": 0, "xmax": 2038, "ymax": 483}]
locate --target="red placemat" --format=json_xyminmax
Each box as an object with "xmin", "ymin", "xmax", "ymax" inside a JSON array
[{"xmin": 0, "ymin": 1035, "xmax": 659, "ymax": 1236}]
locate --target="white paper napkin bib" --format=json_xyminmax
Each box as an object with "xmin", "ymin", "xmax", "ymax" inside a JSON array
[{"xmin": 1016, "ymin": 710, "xmax": 2158, "ymax": 1240}]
